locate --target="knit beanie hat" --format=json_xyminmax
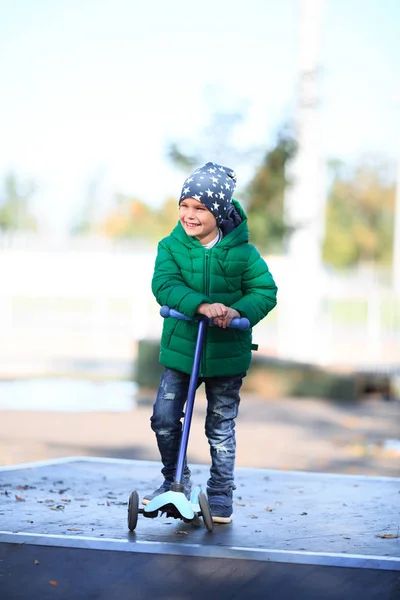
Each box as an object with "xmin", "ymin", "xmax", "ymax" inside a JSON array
[{"xmin": 179, "ymin": 162, "xmax": 242, "ymax": 235}]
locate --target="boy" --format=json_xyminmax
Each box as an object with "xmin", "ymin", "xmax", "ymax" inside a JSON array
[{"xmin": 143, "ymin": 162, "xmax": 277, "ymax": 523}]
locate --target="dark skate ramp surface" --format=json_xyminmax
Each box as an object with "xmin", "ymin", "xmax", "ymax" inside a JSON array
[{"xmin": 0, "ymin": 458, "xmax": 399, "ymax": 599}]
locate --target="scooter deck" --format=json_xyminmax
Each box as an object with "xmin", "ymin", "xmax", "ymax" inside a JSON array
[{"xmin": 142, "ymin": 488, "xmax": 201, "ymax": 520}]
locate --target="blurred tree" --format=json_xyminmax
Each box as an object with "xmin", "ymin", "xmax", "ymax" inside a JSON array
[
  {"xmin": 0, "ymin": 172, "xmax": 37, "ymax": 231},
  {"xmin": 96, "ymin": 194, "xmax": 179, "ymax": 242},
  {"xmin": 323, "ymin": 162, "xmax": 396, "ymax": 268},
  {"xmin": 167, "ymin": 108, "xmax": 253, "ymax": 173},
  {"xmin": 244, "ymin": 128, "xmax": 297, "ymax": 254},
  {"xmin": 168, "ymin": 143, "xmax": 198, "ymax": 172},
  {"xmin": 157, "ymin": 196, "xmax": 180, "ymax": 235},
  {"xmin": 98, "ymin": 195, "xmax": 154, "ymax": 238},
  {"xmin": 71, "ymin": 169, "xmax": 106, "ymax": 235}
]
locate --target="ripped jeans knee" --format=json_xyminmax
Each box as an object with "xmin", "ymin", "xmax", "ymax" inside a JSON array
[
  {"xmin": 150, "ymin": 368, "xmax": 191, "ymax": 482},
  {"xmin": 203, "ymin": 372, "xmax": 245, "ymax": 493}
]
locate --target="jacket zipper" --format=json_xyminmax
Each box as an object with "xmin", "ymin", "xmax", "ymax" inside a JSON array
[
  {"xmin": 204, "ymin": 252, "xmax": 210, "ymax": 295},
  {"xmin": 201, "ymin": 251, "xmax": 211, "ymax": 376}
]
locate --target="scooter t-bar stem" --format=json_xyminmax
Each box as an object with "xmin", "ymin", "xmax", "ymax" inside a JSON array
[{"xmin": 174, "ymin": 317, "xmax": 207, "ymax": 484}]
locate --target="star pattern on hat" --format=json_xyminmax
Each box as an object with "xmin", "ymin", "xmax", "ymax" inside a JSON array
[{"xmin": 179, "ymin": 161, "xmax": 237, "ymax": 224}]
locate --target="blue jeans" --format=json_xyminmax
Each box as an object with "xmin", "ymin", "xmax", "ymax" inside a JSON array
[{"xmin": 150, "ymin": 367, "xmax": 245, "ymax": 495}]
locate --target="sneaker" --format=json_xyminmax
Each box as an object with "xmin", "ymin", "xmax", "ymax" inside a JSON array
[
  {"xmin": 208, "ymin": 492, "xmax": 233, "ymax": 524},
  {"xmin": 142, "ymin": 479, "xmax": 192, "ymax": 506},
  {"xmin": 142, "ymin": 482, "xmax": 170, "ymax": 506}
]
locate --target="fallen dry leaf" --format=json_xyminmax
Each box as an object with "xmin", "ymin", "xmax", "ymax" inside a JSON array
[
  {"xmin": 49, "ymin": 581, "xmax": 58, "ymax": 587},
  {"xmin": 265, "ymin": 506, "xmax": 273, "ymax": 512},
  {"xmin": 376, "ymin": 533, "xmax": 399, "ymax": 539},
  {"xmin": 67, "ymin": 528, "xmax": 82, "ymax": 532},
  {"xmin": 15, "ymin": 495, "xmax": 25, "ymax": 502},
  {"xmin": 175, "ymin": 531, "xmax": 188, "ymax": 535},
  {"xmin": 235, "ymin": 501, "xmax": 245, "ymax": 507},
  {"xmin": 341, "ymin": 416, "xmax": 360, "ymax": 429},
  {"xmin": 50, "ymin": 505, "xmax": 65, "ymax": 511}
]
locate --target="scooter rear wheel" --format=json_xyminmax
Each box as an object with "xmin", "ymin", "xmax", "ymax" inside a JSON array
[
  {"xmin": 128, "ymin": 490, "xmax": 139, "ymax": 531},
  {"xmin": 198, "ymin": 492, "xmax": 213, "ymax": 532}
]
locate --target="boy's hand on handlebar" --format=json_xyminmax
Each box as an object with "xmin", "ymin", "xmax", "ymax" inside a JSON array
[
  {"xmin": 213, "ymin": 307, "xmax": 241, "ymax": 329},
  {"xmin": 197, "ymin": 303, "xmax": 228, "ymax": 319}
]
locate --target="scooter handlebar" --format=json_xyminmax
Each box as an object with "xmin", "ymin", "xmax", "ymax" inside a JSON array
[{"xmin": 160, "ymin": 305, "xmax": 250, "ymax": 331}]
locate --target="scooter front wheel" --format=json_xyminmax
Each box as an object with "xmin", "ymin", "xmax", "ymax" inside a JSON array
[
  {"xmin": 128, "ymin": 490, "xmax": 139, "ymax": 531},
  {"xmin": 198, "ymin": 492, "xmax": 213, "ymax": 532}
]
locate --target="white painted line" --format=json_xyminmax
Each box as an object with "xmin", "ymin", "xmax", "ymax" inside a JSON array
[{"xmin": 0, "ymin": 530, "xmax": 399, "ymax": 571}]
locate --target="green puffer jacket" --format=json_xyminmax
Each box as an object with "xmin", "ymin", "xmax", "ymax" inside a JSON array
[{"xmin": 151, "ymin": 200, "xmax": 277, "ymax": 377}]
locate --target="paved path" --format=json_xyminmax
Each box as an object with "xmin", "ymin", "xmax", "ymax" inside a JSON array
[{"xmin": 0, "ymin": 393, "xmax": 399, "ymax": 477}]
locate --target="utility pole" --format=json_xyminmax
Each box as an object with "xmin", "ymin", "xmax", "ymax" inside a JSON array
[
  {"xmin": 279, "ymin": 0, "xmax": 326, "ymax": 364},
  {"xmin": 285, "ymin": 0, "xmax": 325, "ymax": 266}
]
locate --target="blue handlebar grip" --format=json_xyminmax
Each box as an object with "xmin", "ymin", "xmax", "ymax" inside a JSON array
[
  {"xmin": 230, "ymin": 317, "xmax": 250, "ymax": 330},
  {"xmin": 160, "ymin": 306, "xmax": 191, "ymax": 321},
  {"xmin": 160, "ymin": 305, "xmax": 172, "ymax": 318}
]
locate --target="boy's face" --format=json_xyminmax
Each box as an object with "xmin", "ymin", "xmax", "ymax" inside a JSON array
[{"xmin": 179, "ymin": 197, "xmax": 218, "ymax": 245}]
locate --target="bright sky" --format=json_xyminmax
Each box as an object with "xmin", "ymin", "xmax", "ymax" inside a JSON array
[{"xmin": 0, "ymin": 0, "xmax": 399, "ymax": 232}]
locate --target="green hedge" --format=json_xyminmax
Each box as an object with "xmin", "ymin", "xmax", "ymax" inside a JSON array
[
  {"xmin": 134, "ymin": 340, "xmax": 394, "ymax": 402},
  {"xmin": 244, "ymin": 356, "xmax": 357, "ymax": 401},
  {"xmin": 134, "ymin": 340, "xmax": 164, "ymax": 388}
]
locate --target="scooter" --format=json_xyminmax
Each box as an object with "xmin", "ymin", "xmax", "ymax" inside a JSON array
[{"xmin": 127, "ymin": 305, "xmax": 250, "ymax": 532}]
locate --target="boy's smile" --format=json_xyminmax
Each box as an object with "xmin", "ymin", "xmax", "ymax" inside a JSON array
[{"xmin": 179, "ymin": 197, "xmax": 219, "ymax": 245}]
